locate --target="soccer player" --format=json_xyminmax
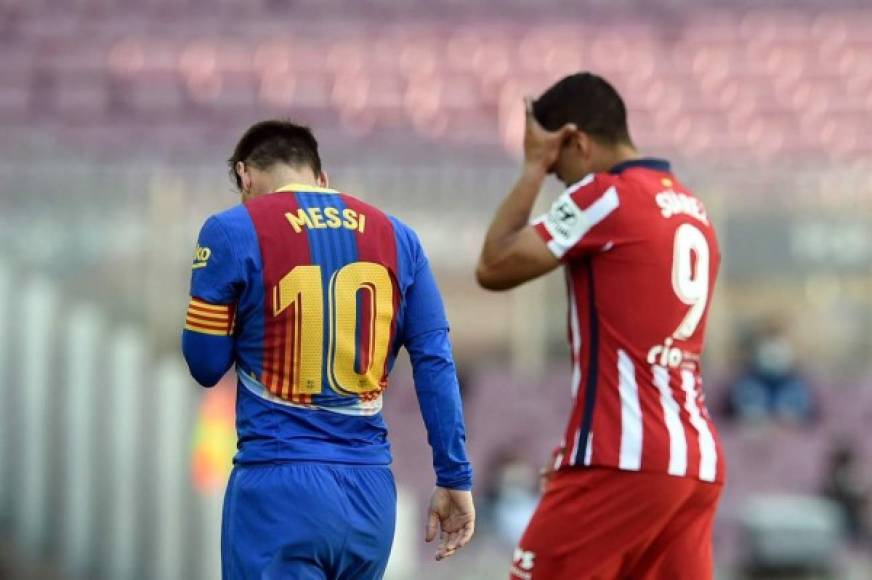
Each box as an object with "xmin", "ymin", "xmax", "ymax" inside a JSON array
[
  {"xmin": 181, "ymin": 120, "xmax": 475, "ymax": 579},
  {"xmin": 476, "ymin": 73, "xmax": 724, "ymax": 579}
]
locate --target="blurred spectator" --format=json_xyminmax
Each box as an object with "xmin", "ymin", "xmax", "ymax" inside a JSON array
[
  {"xmin": 480, "ymin": 449, "xmax": 540, "ymax": 546},
  {"xmin": 821, "ymin": 442, "xmax": 870, "ymax": 545},
  {"xmin": 724, "ymin": 319, "xmax": 817, "ymax": 425}
]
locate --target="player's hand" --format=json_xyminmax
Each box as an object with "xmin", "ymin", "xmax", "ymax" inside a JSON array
[
  {"xmin": 523, "ymin": 96, "xmax": 576, "ymax": 174},
  {"xmin": 425, "ymin": 487, "xmax": 476, "ymax": 561}
]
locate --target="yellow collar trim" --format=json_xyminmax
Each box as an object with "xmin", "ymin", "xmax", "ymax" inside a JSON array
[{"xmin": 275, "ymin": 182, "xmax": 338, "ymax": 195}]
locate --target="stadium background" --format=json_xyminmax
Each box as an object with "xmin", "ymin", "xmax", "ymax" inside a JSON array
[{"xmin": 1, "ymin": 0, "xmax": 872, "ymax": 578}]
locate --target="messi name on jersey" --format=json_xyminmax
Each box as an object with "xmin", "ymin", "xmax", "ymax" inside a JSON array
[{"xmin": 285, "ymin": 207, "xmax": 366, "ymax": 234}]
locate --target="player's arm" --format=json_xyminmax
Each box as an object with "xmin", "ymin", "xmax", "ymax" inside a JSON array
[
  {"xmin": 403, "ymin": 241, "xmax": 475, "ymax": 560},
  {"xmin": 181, "ymin": 216, "xmax": 242, "ymax": 387},
  {"xmin": 476, "ymin": 98, "xmax": 575, "ymax": 290}
]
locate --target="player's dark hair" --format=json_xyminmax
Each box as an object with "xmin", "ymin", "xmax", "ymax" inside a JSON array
[
  {"xmin": 533, "ymin": 72, "xmax": 632, "ymax": 146},
  {"xmin": 228, "ymin": 120, "xmax": 322, "ymax": 190}
]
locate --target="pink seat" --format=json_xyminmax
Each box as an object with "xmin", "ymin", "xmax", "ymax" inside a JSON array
[
  {"xmin": 122, "ymin": 72, "xmax": 188, "ymax": 117},
  {"xmin": 54, "ymin": 73, "xmax": 110, "ymax": 119},
  {"xmin": 0, "ymin": 84, "xmax": 30, "ymax": 118}
]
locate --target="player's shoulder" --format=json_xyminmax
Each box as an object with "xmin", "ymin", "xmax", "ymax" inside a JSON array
[
  {"xmin": 385, "ymin": 214, "xmax": 425, "ymax": 264},
  {"xmin": 198, "ymin": 204, "xmax": 260, "ymax": 259},
  {"xmin": 554, "ymin": 172, "xmax": 622, "ymax": 225},
  {"xmin": 334, "ymin": 190, "xmax": 386, "ymax": 216},
  {"xmin": 565, "ymin": 158, "xmax": 686, "ymax": 210},
  {"xmin": 384, "ymin": 213, "xmax": 417, "ymax": 240},
  {"xmin": 206, "ymin": 203, "xmax": 254, "ymax": 235},
  {"xmin": 334, "ymin": 191, "xmax": 417, "ymax": 240},
  {"xmin": 212, "ymin": 203, "xmax": 250, "ymax": 223}
]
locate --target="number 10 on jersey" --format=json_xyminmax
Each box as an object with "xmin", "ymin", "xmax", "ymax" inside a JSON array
[{"xmin": 272, "ymin": 262, "xmax": 394, "ymax": 399}]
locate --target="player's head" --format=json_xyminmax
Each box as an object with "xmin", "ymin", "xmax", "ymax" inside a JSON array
[
  {"xmin": 229, "ymin": 120, "xmax": 327, "ymax": 201},
  {"xmin": 533, "ymin": 72, "xmax": 635, "ymax": 184}
]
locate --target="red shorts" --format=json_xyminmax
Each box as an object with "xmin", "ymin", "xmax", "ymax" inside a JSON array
[{"xmin": 510, "ymin": 467, "xmax": 722, "ymax": 580}]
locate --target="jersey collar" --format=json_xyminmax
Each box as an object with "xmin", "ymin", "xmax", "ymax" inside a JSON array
[
  {"xmin": 608, "ymin": 158, "xmax": 671, "ymax": 175},
  {"xmin": 275, "ymin": 182, "xmax": 339, "ymax": 194}
]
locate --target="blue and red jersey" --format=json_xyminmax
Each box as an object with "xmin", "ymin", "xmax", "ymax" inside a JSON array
[{"xmin": 181, "ymin": 182, "xmax": 472, "ymax": 490}]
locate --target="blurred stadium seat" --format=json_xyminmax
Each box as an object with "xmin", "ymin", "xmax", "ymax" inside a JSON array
[{"xmin": 0, "ymin": 3, "xmax": 870, "ymax": 164}]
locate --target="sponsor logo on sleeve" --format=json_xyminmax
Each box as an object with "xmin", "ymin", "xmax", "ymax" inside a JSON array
[
  {"xmin": 192, "ymin": 244, "xmax": 211, "ymax": 269},
  {"xmin": 545, "ymin": 194, "xmax": 586, "ymax": 245}
]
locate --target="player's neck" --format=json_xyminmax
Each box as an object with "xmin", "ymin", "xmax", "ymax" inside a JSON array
[
  {"xmin": 597, "ymin": 143, "xmax": 640, "ymax": 173},
  {"xmin": 264, "ymin": 167, "xmax": 321, "ymax": 194}
]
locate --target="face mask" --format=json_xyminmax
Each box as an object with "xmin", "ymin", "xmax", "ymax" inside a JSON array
[{"xmin": 755, "ymin": 338, "xmax": 795, "ymax": 376}]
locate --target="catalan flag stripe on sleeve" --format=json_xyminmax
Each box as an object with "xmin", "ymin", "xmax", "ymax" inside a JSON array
[{"xmin": 185, "ymin": 298, "xmax": 235, "ymax": 336}]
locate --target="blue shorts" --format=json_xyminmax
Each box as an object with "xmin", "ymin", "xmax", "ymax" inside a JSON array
[{"xmin": 221, "ymin": 463, "xmax": 397, "ymax": 580}]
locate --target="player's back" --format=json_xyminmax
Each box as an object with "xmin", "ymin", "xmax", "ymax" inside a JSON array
[
  {"xmin": 536, "ymin": 159, "xmax": 724, "ymax": 483},
  {"xmin": 207, "ymin": 182, "xmax": 423, "ymax": 466},
  {"xmin": 585, "ymin": 161, "xmax": 719, "ymax": 376}
]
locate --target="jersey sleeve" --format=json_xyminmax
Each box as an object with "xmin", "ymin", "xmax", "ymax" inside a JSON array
[
  {"xmin": 402, "ymin": 239, "xmax": 449, "ymax": 340},
  {"xmin": 188, "ymin": 215, "xmax": 244, "ymax": 307},
  {"xmin": 181, "ymin": 215, "xmax": 243, "ymax": 387},
  {"xmin": 401, "ymin": 232, "xmax": 472, "ymax": 490},
  {"xmin": 532, "ymin": 174, "xmax": 623, "ymax": 261}
]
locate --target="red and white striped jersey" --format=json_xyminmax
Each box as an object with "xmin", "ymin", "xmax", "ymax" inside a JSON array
[{"xmin": 533, "ymin": 158, "xmax": 724, "ymax": 483}]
